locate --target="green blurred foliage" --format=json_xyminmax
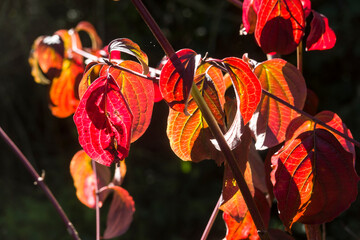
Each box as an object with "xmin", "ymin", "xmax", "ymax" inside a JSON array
[{"xmin": 0, "ymin": 0, "xmax": 359, "ymax": 239}]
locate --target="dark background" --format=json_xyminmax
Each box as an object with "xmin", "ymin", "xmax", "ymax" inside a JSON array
[{"xmin": 0, "ymin": 0, "xmax": 360, "ymax": 239}]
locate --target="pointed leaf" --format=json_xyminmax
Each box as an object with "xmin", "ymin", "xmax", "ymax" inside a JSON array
[
  {"xmin": 255, "ymin": 0, "xmax": 305, "ymax": 54},
  {"xmin": 75, "ymin": 21, "xmax": 103, "ymax": 50},
  {"xmin": 49, "ymin": 59, "xmax": 83, "ymax": 118},
  {"xmin": 223, "ymin": 189, "xmax": 270, "ymax": 240},
  {"xmin": 74, "ymin": 74, "xmax": 133, "ymax": 166},
  {"xmin": 160, "ymin": 49, "xmax": 197, "ymax": 115},
  {"xmin": 167, "ymin": 72, "xmax": 225, "ymax": 163},
  {"xmin": 306, "ymin": 10, "xmax": 336, "ymax": 51},
  {"xmin": 103, "ymin": 186, "xmax": 135, "ymax": 239},
  {"xmin": 249, "ymin": 59, "xmax": 307, "ymax": 150},
  {"xmin": 70, "ymin": 150, "xmax": 111, "ymax": 208},
  {"xmin": 241, "ymin": 0, "xmax": 260, "ymax": 35},
  {"xmin": 78, "ymin": 61, "xmax": 154, "ymax": 142},
  {"xmin": 223, "ymin": 57, "xmax": 262, "ymax": 125},
  {"xmin": 271, "ymin": 128, "xmax": 359, "ymax": 229},
  {"xmin": 108, "ymin": 38, "xmax": 149, "ymax": 74}
]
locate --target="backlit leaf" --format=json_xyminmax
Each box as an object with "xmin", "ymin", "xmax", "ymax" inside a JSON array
[
  {"xmin": 271, "ymin": 128, "xmax": 359, "ymax": 229},
  {"xmin": 223, "ymin": 57, "xmax": 262, "ymax": 125},
  {"xmin": 255, "ymin": 0, "xmax": 305, "ymax": 55},
  {"xmin": 103, "ymin": 186, "xmax": 135, "ymax": 239},
  {"xmin": 29, "ymin": 36, "xmax": 52, "ymax": 85},
  {"xmin": 49, "ymin": 59, "xmax": 83, "ymax": 118},
  {"xmin": 306, "ymin": 11, "xmax": 336, "ymax": 51},
  {"xmin": 160, "ymin": 49, "xmax": 198, "ymax": 115},
  {"xmin": 108, "ymin": 38, "xmax": 149, "ymax": 74},
  {"xmin": 70, "ymin": 150, "xmax": 111, "ymax": 208},
  {"xmin": 78, "ymin": 61, "xmax": 154, "ymax": 142},
  {"xmin": 249, "ymin": 58, "xmax": 306, "ymax": 150},
  {"xmin": 75, "ymin": 21, "xmax": 103, "ymax": 50},
  {"xmin": 241, "ymin": 0, "xmax": 260, "ymax": 35},
  {"xmin": 166, "ymin": 72, "xmax": 225, "ymax": 163},
  {"xmin": 74, "ymin": 74, "xmax": 133, "ymax": 166},
  {"xmin": 300, "ymin": 0, "xmax": 312, "ymax": 18},
  {"xmin": 223, "ymin": 189, "xmax": 270, "ymax": 240}
]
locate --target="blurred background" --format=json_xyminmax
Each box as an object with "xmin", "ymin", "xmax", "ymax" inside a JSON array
[{"xmin": 0, "ymin": 0, "xmax": 360, "ymax": 239}]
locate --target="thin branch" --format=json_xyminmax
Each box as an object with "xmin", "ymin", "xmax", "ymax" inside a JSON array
[
  {"xmin": 92, "ymin": 160, "xmax": 101, "ymax": 240},
  {"xmin": 200, "ymin": 194, "xmax": 222, "ymax": 240},
  {"xmin": 227, "ymin": 0, "xmax": 243, "ymax": 9},
  {"xmin": 0, "ymin": 126, "xmax": 80, "ymax": 240},
  {"xmin": 262, "ymin": 90, "xmax": 360, "ymax": 148},
  {"xmin": 297, "ymin": 41, "xmax": 303, "ymax": 73}
]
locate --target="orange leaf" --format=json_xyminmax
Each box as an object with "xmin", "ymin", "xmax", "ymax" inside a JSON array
[
  {"xmin": 250, "ymin": 58, "xmax": 306, "ymax": 150},
  {"xmin": 49, "ymin": 59, "xmax": 83, "ymax": 118},
  {"xmin": 70, "ymin": 150, "xmax": 111, "ymax": 208},
  {"xmin": 167, "ymin": 72, "xmax": 225, "ymax": 163},
  {"xmin": 75, "ymin": 21, "xmax": 103, "ymax": 50}
]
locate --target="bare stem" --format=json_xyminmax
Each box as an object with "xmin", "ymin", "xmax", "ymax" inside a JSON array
[
  {"xmin": 200, "ymin": 194, "xmax": 222, "ymax": 240},
  {"xmin": 305, "ymin": 224, "xmax": 322, "ymax": 240},
  {"xmin": 92, "ymin": 160, "xmax": 101, "ymax": 240},
  {"xmin": 297, "ymin": 41, "xmax": 303, "ymax": 73},
  {"xmin": 0, "ymin": 126, "xmax": 80, "ymax": 240},
  {"xmin": 262, "ymin": 90, "xmax": 360, "ymax": 148}
]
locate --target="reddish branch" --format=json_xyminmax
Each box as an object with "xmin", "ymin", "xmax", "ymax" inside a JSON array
[{"xmin": 0, "ymin": 127, "xmax": 80, "ymax": 240}]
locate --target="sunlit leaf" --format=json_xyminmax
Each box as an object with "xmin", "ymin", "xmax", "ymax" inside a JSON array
[
  {"xmin": 75, "ymin": 21, "xmax": 103, "ymax": 50},
  {"xmin": 306, "ymin": 10, "xmax": 336, "ymax": 51},
  {"xmin": 29, "ymin": 36, "xmax": 52, "ymax": 85},
  {"xmin": 160, "ymin": 49, "xmax": 198, "ymax": 115},
  {"xmin": 55, "ymin": 29, "xmax": 83, "ymax": 64},
  {"xmin": 70, "ymin": 150, "xmax": 111, "ymax": 208},
  {"xmin": 78, "ymin": 61, "xmax": 154, "ymax": 142},
  {"xmin": 249, "ymin": 58, "xmax": 307, "ymax": 150},
  {"xmin": 49, "ymin": 59, "xmax": 83, "ymax": 118},
  {"xmin": 220, "ymin": 128, "xmax": 254, "ymax": 221},
  {"xmin": 223, "ymin": 189, "xmax": 270, "ymax": 240},
  {"xmin": 241, "ymin": 0, "xmax": 260, "ymax": 35},
  {"xmin": 271, "ymin": 128, "xmax": 359, "ymax": 229},
  {"xmin": 166, "ymin": 72, "xmax": 225, "ymax": 163},
  {"xmin": 255, "ymin": 0, "xmax": 305, "ymax": 55},
  {"xmin": 223, "ymin": 57, "xmax": 262, "ymax": 126},
  {"xmin": 74, "ymin": 74, "xmax": 133, "ymax": 166},
  {"xmin": 108, "ymin": 38, "xmax": 149, "ymax": 74},
  {"xmin": 103, "ymin": 186, "xmax": 135, "ymax": 239}
]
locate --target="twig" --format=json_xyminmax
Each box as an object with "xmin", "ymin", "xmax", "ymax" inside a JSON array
[
  {"xmin": 297, "ymin": 41, "xmax": 303, "ymax": 73},
  {"xmin": 92, "ymin": 160, "xmax": 100, "ymax": 240},
  {"xmin": 0, "ymin": 126, "xmax": 80, "ymax": 240},
  {"xmin": 200, "ymin": 194, "xmax": 222, "ymax": 240}
]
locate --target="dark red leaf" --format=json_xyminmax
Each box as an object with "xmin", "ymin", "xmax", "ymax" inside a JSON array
[
  {"xmin": 223, "ymin": 57, "xmax": 262, "ymax": 125},
  {"xmin": 300, "ymin": 0, "xmax": 312, "ymax": 18},
  {"xmin": 271, "ymin": 128, "xmax": 358, "ymax": 229},
  {"xmin": 103, "ymin": 186, "xmax": 135, "ymax": 239},
  {"xmin": 306, "ymin": 10, "xmax": 336, "ymax": 51},
  {"xmin": 255, "ymin": 0, "xmax": 305, "ymax": 55},
  {"xmin": 74, "ymin": 74, "xmax": 133, "ymax": 166},
  {"xmin": 159, "ymin": 49, "xmax": 197, "ymax": 114}
]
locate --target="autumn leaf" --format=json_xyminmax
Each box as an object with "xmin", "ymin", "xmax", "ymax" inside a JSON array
[
  {"xmin": 306, "ymin": 10, "xmax": 336, "ymax": 51},
  {"xmin": 103, "ymin": 186, "xmax": 135, "ymax": 239},
  {"xmin": 74, "ymin": 74, "xmax": 133, "ymax": 166},
  {"xmin": 167, "ymin": 70, "xmax": 225, "ymax": 163},
  {"xmin": 49, "ymin": 59, "xmax": 83, "ymax": 118},
  {"xmin": 271, "ymin": 128, "xmax": 359, "ymax": 229},
  {"xmin": 241, "ymin": 0, "xmax": 261, "ymax": 35},
  {"xmin": 70, "ymin": 150, "xmax": 111, "ymax": 208},
  {"xmin": 75, "ymin": 21, "xmax": 103, "ymax": 50},
  {"xmin": 255, "ymin": 0, "xmax": 305, "ymax": 55},
  {"xmin": 160, "ymin": 49, "xmax": 198, "ymax": 115},
  {"xmin": 223, "ymin": 57, "xmax": 262, "ymax": 125},
  {"xmin": 249, "ymin": 58, "xmax": 307, "ymax": 150}
]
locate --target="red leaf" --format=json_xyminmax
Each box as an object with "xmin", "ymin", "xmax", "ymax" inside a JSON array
[
  {"xmin": 306, "ymin": 10, "xmax": 336, "ymax": 51},
  {"xmin": 74, "ymin": 74, "xmax": 133, "ymax": 166},
  {"xmin": 271, "ymin": 128, "xmax": 358, "ymax": 229},
  {"xmin": 241, "ymin": 0, "xmax": 261, "ymax": 35},
  {"xmin": 255, "ymin": 0, "xmax": 305, "ymax": 55},
  {"xmin": 250, "ymin": 59, "xmax": 306, "ymax": 150},
  {"xmin": 223, "ymin": 57, "xmax": 262, "ymax": 125},
  {"xmin": 75, "ymin": 21, "xmax": 103, "ymax": 50},
  {"xmin": 70, "ymin": 150, "xmax": 111, "ymax": 208},
  {"xmin": 159, "ymin": 49, "xmax": 197, "ymax": 115},
  {"xmin": 103, "ymin": 186, "xmax": 135, "ymax": 239}
]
